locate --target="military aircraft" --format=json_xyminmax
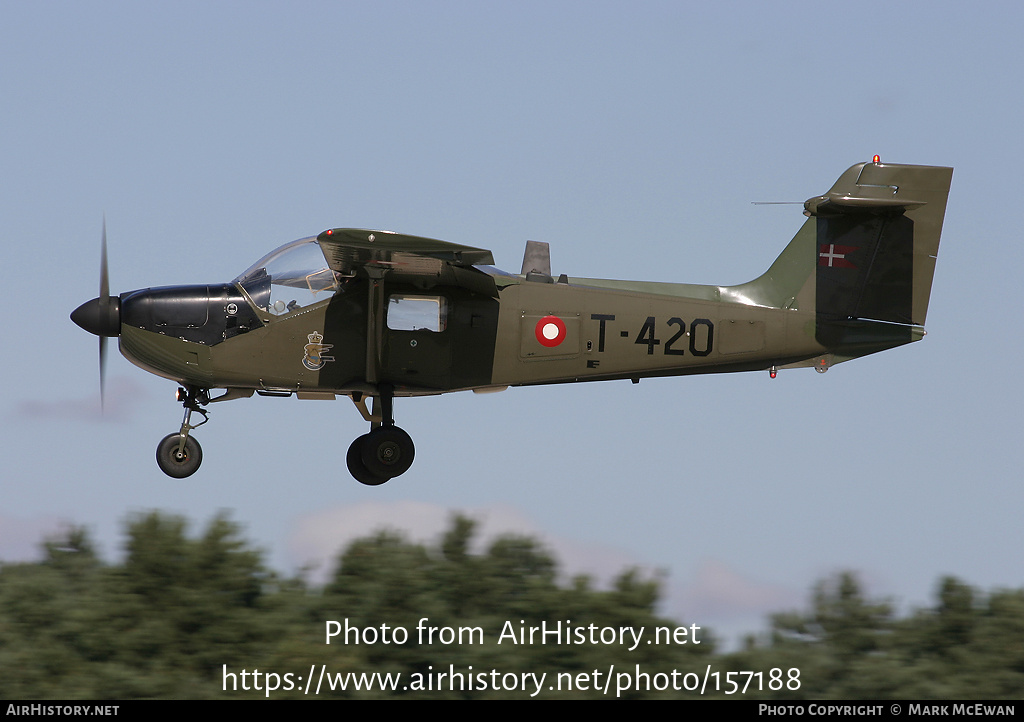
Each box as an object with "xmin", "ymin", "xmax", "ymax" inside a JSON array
[{"xmin": 71, "ymin": 159, "xmax": 952, "ymax": 485}]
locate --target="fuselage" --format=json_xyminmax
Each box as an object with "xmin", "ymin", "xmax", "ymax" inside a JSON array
[{"xmin": 113, "ymin": 268, "xmax": 891, "ymax": 398}]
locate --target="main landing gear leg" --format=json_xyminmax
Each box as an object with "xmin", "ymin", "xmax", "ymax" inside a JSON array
[
  {"xmin": 346, "ymin": 384, "xmax": 415, "ymax": 485},
  {"xmin": 156, "ymin": 386, "xmax": 209, "ymax": 478}
]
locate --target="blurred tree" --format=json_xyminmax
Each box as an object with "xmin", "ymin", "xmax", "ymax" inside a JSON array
[{"xmin": 2, "ymin": 515, "xmax": 1022, "ymax": 699}]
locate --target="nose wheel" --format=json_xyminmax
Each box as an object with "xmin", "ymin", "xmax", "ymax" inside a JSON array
[
  {"xmin": 346, "ymin": 385, "xmax": 415, "ymax": 485},
  {"xmin": 157, "ymin": 433, "xmax": 203, "ymax": 478},
  {"xmin": 156, "ymin": 387, "xmax": 209, "ymax": 479}
]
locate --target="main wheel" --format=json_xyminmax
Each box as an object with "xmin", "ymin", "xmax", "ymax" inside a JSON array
[
  {"xmin": 156, "ymin": 433, "xmax": 203, "ymax": 478},
  {"xmin": 361, "ymin": 426, "xmax": 415, "ymax": 479},
  {"xmin": 347, "ymin": 435, "xmax": 390, "ymax": 485}
]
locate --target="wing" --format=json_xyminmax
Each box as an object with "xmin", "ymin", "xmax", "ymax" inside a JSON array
[{"xmin": 317, "ymin": 228, "xmax": 498, "ymax": 297}]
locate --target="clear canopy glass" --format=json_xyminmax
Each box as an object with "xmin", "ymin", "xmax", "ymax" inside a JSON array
[{"xmin": 234, "ymin": 238, "xmax": 343, "ymax": 315}]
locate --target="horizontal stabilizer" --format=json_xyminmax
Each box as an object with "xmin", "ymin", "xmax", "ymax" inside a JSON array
[{"xmin": 805, "ymin": 193, "xmax": 926, "ymax": 216}]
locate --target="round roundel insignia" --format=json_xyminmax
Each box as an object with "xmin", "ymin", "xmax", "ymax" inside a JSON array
[{"xmin": 534, "ymin": 315, "xmax": 567, "ymax": 347}]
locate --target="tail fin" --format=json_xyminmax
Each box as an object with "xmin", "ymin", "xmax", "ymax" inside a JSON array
[
  {"xmin": 808, "ymin": 161, "xmax": 953, "ymax": 328},
  {"xmin": 729, "ymin": 160, "xmax": 952, "ymax": 355}
]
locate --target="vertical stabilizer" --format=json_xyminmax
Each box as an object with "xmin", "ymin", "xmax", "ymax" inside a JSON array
[
  {"xmin": 807, "ymin": 161, "xmax": 953, "ymax": 327},
  {"xmin": 730, "ymin": 161, "xmax": 952, "ymax": 327}
]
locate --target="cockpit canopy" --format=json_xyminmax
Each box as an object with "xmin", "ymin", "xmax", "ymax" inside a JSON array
[{"xmin": 234, "ymin": 238, "xmax": 345, "ymax": 315}]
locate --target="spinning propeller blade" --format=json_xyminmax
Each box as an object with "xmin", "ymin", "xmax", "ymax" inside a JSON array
[{"xmin": 99, "ymin": 219, "xmax": 108, "ymax": 410}]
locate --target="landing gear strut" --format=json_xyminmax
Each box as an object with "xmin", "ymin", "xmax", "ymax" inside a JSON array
[
  {"xmin": 347, "ymin": 384, "xmax": 415, "ymax": 485},
  {"xmin": 156, "ymin": 387, "xmax": 209, "ymax": 478}
]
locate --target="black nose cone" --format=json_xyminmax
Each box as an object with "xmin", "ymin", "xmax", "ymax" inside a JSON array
[{"xmin": 71, "ymin": 296, "xmax": 121, "ymax": 337}]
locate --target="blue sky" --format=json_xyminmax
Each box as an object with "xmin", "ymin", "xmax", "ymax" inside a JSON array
[{"xmin": 3, "ymin": 1, "xmax": 1022, "ymax": 648}]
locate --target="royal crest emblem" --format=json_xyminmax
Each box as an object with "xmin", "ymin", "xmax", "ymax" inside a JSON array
[{"xmin": 302, "ymin": 331, "xmax": 335, "ymax": 371}]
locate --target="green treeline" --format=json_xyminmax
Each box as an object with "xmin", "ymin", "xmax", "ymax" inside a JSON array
[{"xmin": 0, "ymin": 512, "xmax": 1021, "ymax": 699}]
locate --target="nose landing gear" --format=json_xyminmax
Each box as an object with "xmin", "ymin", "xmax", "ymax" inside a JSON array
[{"xmin": 156, "ymin": 387, "xmax": 209, "ymax": 478}]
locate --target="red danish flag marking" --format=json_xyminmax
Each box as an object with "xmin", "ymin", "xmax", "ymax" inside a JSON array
[
  {"xmin": 535, "ymin": 315, "xmax": 567, "ymax": 347},
  {"xmin": 818, "ymin": 243, "xmax": 858, "ymax": 269}
]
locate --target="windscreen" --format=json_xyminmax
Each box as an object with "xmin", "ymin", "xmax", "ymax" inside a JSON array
[{"xmin": 234, "ymin": 238, "xmax": 344, "ymax": 315}]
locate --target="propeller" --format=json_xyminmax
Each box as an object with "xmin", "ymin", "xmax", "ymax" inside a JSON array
[
  {"xmin": 70, "ymin": 218, "xmax": 121, "ymax": 411},
  {"xmin": 99, "ymin": 219, "xmax": 109, "ymax": 409}
]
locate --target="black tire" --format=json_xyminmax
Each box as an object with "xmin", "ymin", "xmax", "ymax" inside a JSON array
[
  {"xmin": 361, "ymin": 426, "xmax": 415, "ymax": 479},
  {"xmin": 156, "ymin": 433, "xmax": 202, "ymax": 478},
  {"xmin": 347, "ymin": 435, "xmax": 390, "ymax": 486}
]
